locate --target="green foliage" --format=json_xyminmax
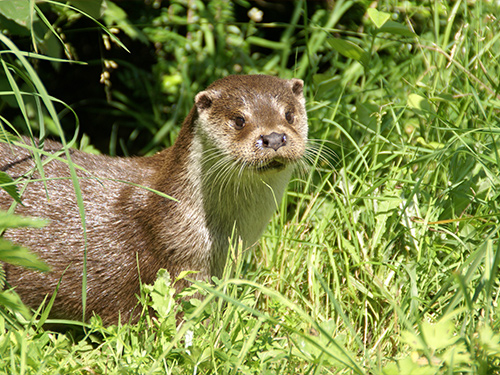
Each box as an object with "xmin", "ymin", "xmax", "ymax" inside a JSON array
[
  {"xmin": 0, "ymin": 211, "xmax": 49, "ymax": 320},
  {"xmin": 0, "ymin": 0, "xmax": 500, "ymax": 374},
  {"xmin": 0, "ymin": 171, "xmax": 21, "ymax": 203}
]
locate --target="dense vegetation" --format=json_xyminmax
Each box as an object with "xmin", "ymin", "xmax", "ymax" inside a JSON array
[{"xmin": 1, "ymin": 0, "xmax": 499, "ymax": 373}]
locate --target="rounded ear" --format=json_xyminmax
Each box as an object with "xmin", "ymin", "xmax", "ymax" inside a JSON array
[
  {"xmin": 195, "ymin": 91, "xmax": 212, "ymax": 111},
  {"xmin": 289, "ymin": 78, "xmax": 304, "ymax": 96},
  {"xmin": 195, "ymin": 90, "xmax": 219, "ymax": 111}
]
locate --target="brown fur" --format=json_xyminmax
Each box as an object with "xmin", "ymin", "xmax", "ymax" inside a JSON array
[{"xmin": 0, "ymin": 75, "xmax": 308, "ymax": 324}]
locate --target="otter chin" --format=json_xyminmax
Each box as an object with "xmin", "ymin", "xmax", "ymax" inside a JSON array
[
  {"xmin": 256, "ymin": 160, "xmax": 287, "ymax": 172},
  {"xmin": 0, "ymin": 75, "xmax": 308, "ymax": 324}
]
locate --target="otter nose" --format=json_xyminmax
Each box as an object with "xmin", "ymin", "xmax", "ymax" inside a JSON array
[{"xmin": 261, "ymin": 132, "xmax": 286, "ymax": 151}]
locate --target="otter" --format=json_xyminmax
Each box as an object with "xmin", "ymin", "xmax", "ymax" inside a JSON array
[{"xmin": 0, "ymin": 75, "xmax": 308, "ymax": 324}]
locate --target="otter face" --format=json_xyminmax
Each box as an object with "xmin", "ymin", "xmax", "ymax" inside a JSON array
[{"xmin": 194, "ymin": 75, "xmax": 308, "ymax": 175}]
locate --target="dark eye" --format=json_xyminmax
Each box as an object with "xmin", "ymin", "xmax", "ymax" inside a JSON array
[
  {"xmin": 234, "ymin": 116, "xmax": 245, "ymax": 129},
  {"xmin": 285, "ymin": 111, "xmax": 294, "ymax": 124}
]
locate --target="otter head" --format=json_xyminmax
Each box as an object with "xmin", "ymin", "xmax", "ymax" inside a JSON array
[{"xmin": 193, "ymin": 75, "xmax": 308, "ymax": 175}]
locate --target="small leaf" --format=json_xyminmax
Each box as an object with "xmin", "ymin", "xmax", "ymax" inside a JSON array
[
  {"xmin": 149, "ymin": 270, "xmax": 176, "ymax": 319},
  {"xmin": 416, "ymin": 137, "xmax": 445, "ymax": 150},
  {"xmin": 421, "ymin": 319, "xmax": 457, "ymax": 350},
  {"xmin": 312, "ymin": 73, "xmax": 340, "ymax": 97},
  {"xmin": 356, "ymin": 102, "xmax": 379, "ymax": 128},
  {"xmin": 0, "ymin": 171, "xmax": 21, "ymax": 204},
  {"xmin": 442, "ymin": 342, "xmax": 471, "ymax": 366},
  {"xmin": 328, "ymin": 38, "xmax": 369, "ymax": 66},
  {"xmin": 401, "ymin": 330, "xmax": 425, "ymax": 350},
  {"xmin": 67, "ymin": 0, "xmax": 104, "ymax": 19},
  {"xmin": 377, "ymin": 21, "xmax": 416, "ymax": 37},
  {"xmin": 0, "ymin": 289, "xmax": 31, "ymax": 318},
  {"xmin": 408, "ymin": 93, "xmax": 431, "ymax": 112},
  {"xmin": 0, "ymin": 239, "xmax": 50, "ymax": 272},
  {"xmin": 0, "ymin": 211, "xmax": 47, "ymax": 230},
  {"xmin": 479, "ymin": 324, "xmax": 500, "ymax": 355},
  {"xmin": 367, "ymin": 8, "xmax": 390, "ymax": 29},
  {"xmin": 176, "ymin": 269, "xmax": 199, "ymax": 282}
]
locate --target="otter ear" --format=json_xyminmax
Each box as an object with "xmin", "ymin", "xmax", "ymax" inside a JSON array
[
  {"xmin": 289, "ymin": 78, "xmax": 304, "ymax": 97},
  {"xmin": 195, "ymin": 91, "xmax": 212, "ymax": 111},
  {"xmin": 195, "ymin": 90, "xmax": 219, "ymax": 112}
]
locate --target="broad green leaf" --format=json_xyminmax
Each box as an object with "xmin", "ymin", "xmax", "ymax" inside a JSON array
[
  {"xmin": 176, "ymin": 269, "xmax": 199, "ymax": 282},
  {"xmin": 68, "ymin": 0, "xmax": 104, "ymax": 19},
  {"xmin": 0, "ymin": 211, "xmax": 47, "ymax": 229},
  {"xmin": 312, "ymin": 73, "xmax": 341, "ymax": 97},
  {"xmin": 416, "ymin": 137, "xmax": 445, "ymax": 150},
  {"xmin": 292, "ymin": 330, "xmax": 350, "ymax": 367},
  {"xmin": 0, "ymin": 239, "xmax": 50, "ymax": 272},
  {"xmin": 142, "ymin": 269, "xmax": 177, "ymax": 331},
  {"xmin": 479, "ymin": 324, "xmax": 500, "ymax": 355},
  {"xmin": 367, "ymin": 8, "xmax": 390, "ymax": 29},
  {"xmin": 401, "ymin": 330, "xmax": 425, "ymax": 351},
  {"xmin": 442, "ymin": 342, "xmax": 471, "ymax": 366},
  {"xmin": 377, "ymin": 21, "xmax": 416, "ymax": 37},
  {"xmin": 327, "ymin": 38, "xmax": 369, "ymax": 66},
  {"xmin": 0, "ymin": 289, "xmax": 31, "ymax": 318},
  {"xmin": 372, "ymin": 197, "xmax": 402, "ymax": 248},
  {"xmin": 408, "ymin": 93, "xmax": 431, "ymax": 112},
  {"xmin": 421, "ymin": 319, "xmax": 457, "ymax": 350},
  {"xmin": 0, "ymin": 171, "xmax": 21, "ymax": 204},
  {"xmin": 78, "ymin": 133, "xmax": 101, "ymax": 155},
  {"xmin": 356, "ymin": 102, "xmax": 379, "ymax": 128},
  {"xmin": 0, "ymin": 0, "xmax": 30, "ymax": 28},
  {"xmin": 382, "ymin": 356, "xmax": 437, "ymax": 374},
  {"xmin": 149, "ymin": 269, "xmax": 176, "ymax": 318}
]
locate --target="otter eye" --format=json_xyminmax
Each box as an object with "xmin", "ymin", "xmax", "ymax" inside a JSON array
[
  {"xmin": 234, "ymin": 116, "xmax": 245, "ymax": 130},
  {"xmin": 285, "ymin": 111, "xmax": 294, "ymax": 124}
]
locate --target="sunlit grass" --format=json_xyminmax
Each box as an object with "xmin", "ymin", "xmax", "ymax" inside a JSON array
[{"xmin": 1, "ymin": 1, "xmax": 499, "ymax": 374}]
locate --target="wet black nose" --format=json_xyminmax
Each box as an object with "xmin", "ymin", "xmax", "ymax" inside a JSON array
[{"xmin": 261, "ymin": 132, "xmax": 286, "ymax": 151}]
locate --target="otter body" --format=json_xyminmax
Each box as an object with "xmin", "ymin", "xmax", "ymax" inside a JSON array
[{"xmin": 0, "ymin": 75, "xmax": 307, "ymax": 324}]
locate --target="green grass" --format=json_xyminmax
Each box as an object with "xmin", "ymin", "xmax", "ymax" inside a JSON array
[{"xmin": 1, "ymin": 0, "xmax": 500, "ymax": 373}]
